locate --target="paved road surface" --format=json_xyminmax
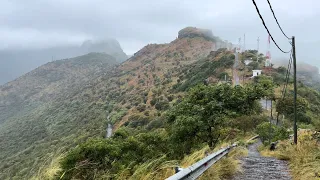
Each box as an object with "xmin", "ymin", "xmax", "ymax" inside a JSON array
[
  {"xmin": 233, "ymin": 52, "xmax": 240, "ymax": 85},
  {"xmin": 233, "ymin": 140, "xmax": 291, "ymax": 180},
  {"xmin": 106, "ymin": 115, "xmax": 112, "ymax": 138},
  {"xmin": 260, "ymin": 99, "xmax": 272, "ymax": 110},
  {"xmin": 106, "ymin": 123, "xmax": 112, "ymax": 138}
]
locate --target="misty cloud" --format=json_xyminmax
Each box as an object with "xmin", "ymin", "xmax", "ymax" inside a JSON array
[{"xmin": 1, "ymin": 0, "xmax": 320, "ymax": 61}]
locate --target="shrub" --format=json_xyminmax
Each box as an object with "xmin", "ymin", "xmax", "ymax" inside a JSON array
[
  {"xmin": 58, "ymin": 130, "xmax": 169, "ymax": 180},
  {"xmin": 138, "ymin": 79, "xmax": 145, "ymax": 84},
  {"xmin": 128, "ymin": 114, "xmax": 150, "ymax": 128},
  {"xmin": 137, "ymin": 104, "xmax": 146, "ymax": 112},
  {"xmin": 150, "ymin": 98, "xmax": 157, "ymax": 106},
  {"xmin": 144, "ymin": 111, "xmax": 150, "ymax": 116},
  {"xmin": 146, "ymin": 119, "xmax": 164, "ymax": 130},
  {"xmin": 248, "ymin": 61, "xmax": 259, "ymax": 69},
  {"xmin": 256, "ymin": 122, "xmax": 290, "ymax": 144},
  {"xmin": 167, "ymin": 95, "xmax": 174, "ymax": 102},
  {"xmin": 232, "ymin": 115, "xmax": 268, "ymax": 134},
  {"xmin": 155, "ymin": 101, "xmax": 170, "ymax": 111}
]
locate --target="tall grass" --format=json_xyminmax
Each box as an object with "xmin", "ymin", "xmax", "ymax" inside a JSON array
[
  {"xmin": 260, "ymin": 130, "xmax": 320, "ymax": 179},
  {"xmin": 30, "ymin": 148, "xmax": 65, "ymax": 180},
  {"xmin": 117, "ymin": 155, "xmax": 178, "ymax": 180},
  {"xmin": 198, "ymin": 147, "xmax": 248, "ymax": 180},
  {"xmin": 181, "ymin": 146, "xmax": 210, "ymax": 167}
]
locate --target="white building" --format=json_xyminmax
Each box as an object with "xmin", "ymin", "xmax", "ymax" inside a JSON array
[{"xmin": 252, "ymin": 70, "xmax": 262, "ymax": 77}]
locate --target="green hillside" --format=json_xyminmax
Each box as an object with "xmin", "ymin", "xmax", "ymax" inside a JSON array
[
  {"xmin": 1, "ymin": 28, "xmax": 320, "ymax": 180},
  {"xmin": 0, "ymin": 52, "xmax": 118, "ymax": 179}
]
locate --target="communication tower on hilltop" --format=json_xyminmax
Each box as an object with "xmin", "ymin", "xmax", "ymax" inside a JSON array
[
  {"xmin": 236, "ymin": 37, "xmax": 241, "ymax": 53},
  {"xmin": 265, "ymin": 35, "xmax": 272, "ymax": 67}
]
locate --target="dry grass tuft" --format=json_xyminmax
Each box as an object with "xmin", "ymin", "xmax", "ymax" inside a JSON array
[
  {"xmin": 260, "ymin": 130, "xmax": 320, "ymax": 180},
  {"xmin": 180, "ymin": 146, "xmax": 210, "ymax": 167},
  {"xmin": 116, "ymin": 155, "xmax": 178, "ymax": 180},
  {"xmin": 198, "ymin": 147, "xmax": 248, "ymax": 180}
]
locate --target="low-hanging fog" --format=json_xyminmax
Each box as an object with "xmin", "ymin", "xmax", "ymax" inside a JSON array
[{"xmin": 1, "ymin": 0, "xmax": 319, "ymax": 84}]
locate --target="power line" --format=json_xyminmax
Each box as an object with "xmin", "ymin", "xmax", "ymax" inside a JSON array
[
  {"xmin": 251, "ymin": 0, "xmax": 291, "ymax": 53},
  {"xmin": 276, "ymin": 50, "xmax": 292, "ymax": 125},
  {"xmin": 281, "ymin": 50, "xmax": 293, "ymax": 100},
  {"xmin": 266, "ymin": 0, "xmax": 290, "ymax": 39}
]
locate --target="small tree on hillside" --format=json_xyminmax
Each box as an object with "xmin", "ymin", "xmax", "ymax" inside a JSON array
[
  {"xmin": 166, "ymin": 83, "xmax": 272, "ymax": 156},
  {"xmin": 276, "ymin": 95, "xmax": 309, "ymax": 122}
]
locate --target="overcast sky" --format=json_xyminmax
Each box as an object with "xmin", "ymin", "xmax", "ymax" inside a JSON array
[{"xmin": 1, "ymin": 0, "xmax": 320, "ymax": 66}]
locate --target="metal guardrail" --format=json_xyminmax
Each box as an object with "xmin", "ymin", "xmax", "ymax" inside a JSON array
[{"xmin": 166, "ymin": 143, "xmax": 237, "ymax": 180}]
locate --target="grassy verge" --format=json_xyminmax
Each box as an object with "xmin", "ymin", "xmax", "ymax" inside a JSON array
[
  {"xmin": 260, "ymin": 130, "xmax": 320, "ymax": 179},
  {"xmin": 198, "ymin": 146, "xmax": 248, "ymax": 180},
  {"xmin": 130, "ymin": 135, "xmax": 252, "ymax": 180}
]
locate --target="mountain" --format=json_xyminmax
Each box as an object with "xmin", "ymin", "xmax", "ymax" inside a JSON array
[
  {"xmin": 80, "ymin": 39, "xmax": 127, "ymax": 62},
  {"xmin": 0, "ymin": 39, "xmax": 127, "ymax": 85},
  {"xmin": 0, "ymin": 27, "xmax": 236, "ymax": 179},
  {"xmin": 0, "ymin": 52, "xmax": 118, "ymax": 179},
  {"xmin": 273, "ymin": 59, "xmax": 320, "ymax": 90}
]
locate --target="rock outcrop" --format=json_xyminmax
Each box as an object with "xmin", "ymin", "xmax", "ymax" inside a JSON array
[
  {"xmin": 81, "ymin": 39, "xmax": 128, "ymax": 62},
  {"xmin": 178, "ymin": 27, "xmax": 214, "ymax": 40}
]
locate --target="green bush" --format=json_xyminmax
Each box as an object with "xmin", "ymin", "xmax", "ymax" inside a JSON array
[
  {"xmin": 127, "ymin": 114, "xmax": 150, "ymax": 128},
  {"xmin": 137, "ymin": 104, "xmax": 146, "ymax": 112},
  {"xmin": 248, "ymin": 61, "xmax": 259, "ymax": 69},
  {"xmin": 150, "ymin": 98, "xmax": 157, "ymax": 106},
  {"xmin": 110, "ymin": 109, "xmax": 127, "ymax": 124},
  {"xmin": 58, "ymin": 130, "xmax": 169, "ymax": 180},
  {"xmin": 232, "ymin": 115, "xmax": 268, "ymax": 134},
  {"xmin": 146, "ymin": 119, "xmax": 164, "ymax": 130},
  {"xmin": 256, "ymin": 122, "xmax": 290, "ymax": 144},
  {"xmin": 155, "ymin": 101, "xmax": 170, "ymax": 111}
]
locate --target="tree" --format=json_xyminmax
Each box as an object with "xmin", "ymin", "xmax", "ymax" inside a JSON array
[
  {"xmin": 248, "ymin": 61, "xmax": 260, "ymax": 69},
  {"xmin": 276, "ymin": 95, "xmax": 309, "ymax": 122},
  {"xmin": 167, "ymin": 83, "xmax": 271, "ymax": 155},
  {"xmin": 256, "ymin": 122, "xmax": 290, "ymax": 144},
  {"xmin": 253, "ymin": 75, "xmax": 275, "ymax": 100},
  {"xmin": 277, "ymin": 66, "xmax": 287, "ymax": 74},
  {"xmin": 232, "ymin": 115, "xmax": 268, "ymax": 134}
]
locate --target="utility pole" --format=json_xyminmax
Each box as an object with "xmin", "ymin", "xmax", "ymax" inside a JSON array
[
  {"xmin": 271, "ymin": 100, "xmax": 273, "ymax": 118},
  {"xmin": 292, "ymin": 36, "xmax": 298, "ymax": 144}
]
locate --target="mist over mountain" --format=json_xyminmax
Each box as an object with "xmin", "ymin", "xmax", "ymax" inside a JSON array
[{"xmin": 0, "ymin": 39, "xmax": 127, "ymax": 85}]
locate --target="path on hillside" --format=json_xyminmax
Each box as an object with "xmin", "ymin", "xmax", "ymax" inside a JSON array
[
  {"xmin": 233, "ymin": 140, "xmax": 291, "ymax": 180},
  {"xmin": 233, "ymin": 52, "xmax": 240, "ymax": 85},
  {"xmin": 106, "ymin": 115, "xmax": 112, "ymax": 138},
  {"xmin": 260, "ymin": 99, "xmax": 272, "ymax": 110}
]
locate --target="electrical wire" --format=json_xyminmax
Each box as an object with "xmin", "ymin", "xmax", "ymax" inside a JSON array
[
  {"xmin": 251, "ymin": 0, "xmax": 291, "ymax": 53},
  {"xmin": 276, "ymin": 50, "xmax": 292, "ymax": 123},
  {"xmin": 266, "ymin": 0, "xmax": 290, "ymax": 39},
  {"xmin": 281, "ymin": 51, "xmax": 293, "ymax": 99}
]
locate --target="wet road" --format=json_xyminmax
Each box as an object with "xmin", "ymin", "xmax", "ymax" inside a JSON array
[
  {"xmin": 105, "ymin": 115, "xmax": 112, "ymax": 138},
  {"xmin": 233, "ymin": 140, "xmax": 291, "ymax": 180},
  {"xmin": 106, "ymin": 123, "xmax": 112, "ymax": 138},
  {"xmin": 233, "ymin": 52, "xmax": 240, "ymax": 85},
  {"xmin": 260, "ymin": 99, "xmax": 272, "ymax": 110}
]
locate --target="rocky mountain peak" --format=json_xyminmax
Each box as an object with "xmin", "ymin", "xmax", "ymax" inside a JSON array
[{"xmin": 178, "ymin": 27, "xmax": 214, "ymax": 40}]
